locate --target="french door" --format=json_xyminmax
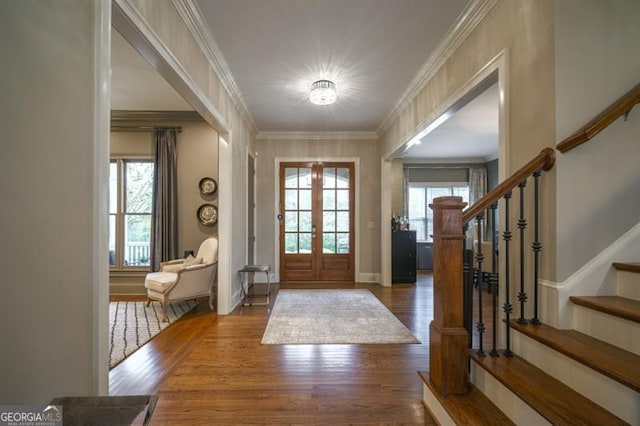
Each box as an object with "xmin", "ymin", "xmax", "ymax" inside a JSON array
[{"xmin": 279, "ymin": 162, "xmax": 355, "ymax": 281}]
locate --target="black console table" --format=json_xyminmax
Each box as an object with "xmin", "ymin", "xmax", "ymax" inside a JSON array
[{"xmin": 392, "ymin": 230, "xmax": 416, "ymax": 283}]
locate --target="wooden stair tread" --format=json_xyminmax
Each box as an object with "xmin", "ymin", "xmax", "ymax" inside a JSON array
[
  {"xmin": 418, "ymin": 371, "xmax": 514, "ymax": 425},
  {"xmin": 509, "ymin": 320, "xmax": 640, "ymax": 393},
  {"xmin": 570, "ymin": 295, "xmax": 640, "ymax": 324},
  {"xmin": 469, "ymin": 351, "xmax": 628, "ymax": 425},
  {"xmin": 613, "ymin": 262, "xmax": 640, "ymax": 273}
]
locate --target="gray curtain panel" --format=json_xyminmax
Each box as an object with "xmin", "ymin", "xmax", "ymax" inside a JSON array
[
  {"xmin": 468, "ymin": 165, "xmax": 488, "ymax": 242},
  {"xmin": 468, "ymin": 166, "xmax": 487, "ymax": 206},
  {"xmin": 151, "ymin": 128, "xmax": 179, "ymax": 271},
  {"xmin": 402, "ymin": 167, "xmax": 409, "ymax": 217}
]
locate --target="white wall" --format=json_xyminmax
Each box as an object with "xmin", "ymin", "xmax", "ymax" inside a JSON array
[
  {"xmin": 555, "ymin": 0, "xmax": 640, "ymax": 281},
  {"xmin": 0, "ymin": 0, "xmax": 108, "ymax": 402}
]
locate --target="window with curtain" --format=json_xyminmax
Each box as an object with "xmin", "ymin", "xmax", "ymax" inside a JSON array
[
  {"xmin": 408, "ymin": 184, "xmax": 469, "ymax": 242},
  {"xmin": 109, "ymin": 159, "xmax": 154, "ymax": 268}
]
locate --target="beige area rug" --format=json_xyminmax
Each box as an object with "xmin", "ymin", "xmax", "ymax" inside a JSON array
[
  {"xmin": 109, "ymin": 300, "xmax": 197, "ymax": 369},
  {"xmin": 261, "ymin": 289, "xmax": 420, "ymax": 344}
]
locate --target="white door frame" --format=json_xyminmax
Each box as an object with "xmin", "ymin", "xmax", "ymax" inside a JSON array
[
  {"xmin": 94, "ymin": 0, "xmax": 112, "ymax": 395},
  {"xmin": 217, "ymin": 135, "xmax": 234, "ymax": 314}
]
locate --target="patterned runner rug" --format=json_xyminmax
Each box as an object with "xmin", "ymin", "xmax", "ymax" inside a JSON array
[
  {"xmin": 109, "ymin": 300, "xmax": 197, "ymax": 369},
  {"xmin": 261, "ymin": 289, "xmax": 420, "ymax": 344}
]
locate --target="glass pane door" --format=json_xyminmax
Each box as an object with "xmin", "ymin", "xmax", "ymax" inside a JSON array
[
  {"xmin": 284, "ymin": 166, "xmax": 312, "ymax": 254},
  {"xmin": 322, "ymin": 167, "xmax": 350, "ymax": 254},
  {"xmin": 279, "ymin": 162, "xmax": 355, "ymax": 282}
]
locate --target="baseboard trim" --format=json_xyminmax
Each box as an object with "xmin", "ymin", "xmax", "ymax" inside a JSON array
[
  {"xmin": 227, "ymin": 287, "xmax": 242, "ymax": 314},
  {"xmin": 357, "ymin": 273, "xmax": 381, "ymax": 283}
]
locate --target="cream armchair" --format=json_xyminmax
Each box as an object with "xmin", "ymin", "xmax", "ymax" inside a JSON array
[{"xmin": 144, "ymin": 237, "xmax": 218, "ymax": 321}]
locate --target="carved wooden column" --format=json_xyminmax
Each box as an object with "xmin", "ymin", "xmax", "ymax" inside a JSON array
[{"xmin": 429, "ymin": 196, "xmax": 469, "ymax": 395}]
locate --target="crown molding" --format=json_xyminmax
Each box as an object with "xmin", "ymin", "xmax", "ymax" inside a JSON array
[
  {"xmin": 376, "ymin": 0, "xmax": 498, "ymax": 136},
  {"xmin": 256, "ymin": 131, "xmax": 379, "ymax": 141},
  {"xmin": 172, "ymin": 0, "xmax": 257, "ymax": 135}
]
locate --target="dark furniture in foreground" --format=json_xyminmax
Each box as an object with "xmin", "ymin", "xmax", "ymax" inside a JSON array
[{"xmin": 50, "ymin": 395, "xmax": 157, "ymax": 426}]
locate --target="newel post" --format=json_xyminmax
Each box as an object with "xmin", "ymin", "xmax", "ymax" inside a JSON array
[{"xmin": 429, "ymin": 196, "xmax": 469, "ymax": 395}]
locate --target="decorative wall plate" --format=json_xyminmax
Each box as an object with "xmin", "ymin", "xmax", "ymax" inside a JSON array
[
  {"xmin": 197, "ymin": 203, "xmax": 218, "ymax": 226},
  {"xmin": 199, "ymin": 177, "xmax": 217, "ymax": 195}
]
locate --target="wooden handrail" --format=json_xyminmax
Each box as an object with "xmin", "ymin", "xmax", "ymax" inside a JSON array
[
  {"xmin": 557, "ymin": 82, "xmax": 640, "ymax": 153},
  {"xmin": 462, "ymin": 147, "xmax": 555, "ymax": 223}
]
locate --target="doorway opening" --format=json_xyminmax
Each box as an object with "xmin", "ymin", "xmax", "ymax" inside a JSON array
[{"xmin": 380, "ymin": 50, "xmax": 508, "ymax": 286}]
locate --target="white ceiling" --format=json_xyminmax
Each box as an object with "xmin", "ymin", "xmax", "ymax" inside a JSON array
[
  {"xmin": 196, "ymin": 0, "xmax": 468, "ymax": 132},
  {"xmin": 110, "ymin": 0, "xmax": 498, "ymax": 161},
  {"xmin": 111, "ymin": 30, "xmax": 193, "ymax": 111},
  {"xmin": 404, "ymin": 82, "xmax": 499, "ymax": 161}
]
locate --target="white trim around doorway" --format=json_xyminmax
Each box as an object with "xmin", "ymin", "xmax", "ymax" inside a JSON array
[
  {"xmin": 93, "ymin": 0, "xmax": 112, "ymax": 395},
  {"xmin": 380, "ymin": 49, "xmax": 510, "ymax": 287}
]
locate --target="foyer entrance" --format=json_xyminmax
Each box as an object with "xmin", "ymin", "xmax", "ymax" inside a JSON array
[{"xmin": 279, "ymin": 162, "xmax": 355, "ymax": 281}]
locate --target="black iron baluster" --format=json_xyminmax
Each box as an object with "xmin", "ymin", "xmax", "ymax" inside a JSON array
[
  {"xmin": 517, "ymin": 180, "xmax": 528, "ymax": 324},
  {"xmin": 475, "ymin": 214, "xmax": 485, "ymax": 356},
  {"xmin": 531, "ymin": 170, "xmax": 542, "ymax": 325},
  {"xmin": 489, "ymin": 202, "xmax": 499, "ymax": 357},
  {"xmin": 502, "ymin": 191, "xmax": 513, "ymax": 356},
  {"xmin": 462, "ymin": 224, "xmax": 473, "ymax": 349}
]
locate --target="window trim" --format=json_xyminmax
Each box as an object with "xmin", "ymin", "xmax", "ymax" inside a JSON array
[
  {"xmin": 109, "ymin": 157, "xmax": 154, "ymax": 271},
  {"xmin": 408, "ymin": 182, "xmax": 470, "ymax": 243}
]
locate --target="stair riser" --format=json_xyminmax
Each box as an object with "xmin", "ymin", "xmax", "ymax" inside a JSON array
[
  {"xmin": 421, "ymin": 385, "xmax": 457, "ymax": 426},
  {"xmin": 573, "ymin": 304, "xmax": 640, "ymax": 355},
  {"xmin": 617, "ymin": 270, "xmax": 640, "ymax": 301},
  {"xmin": 469, "ymin": 360, "xmax": 551, "ymax": 426},
  {"xmin": 512, "ymin": 329, "xmax": 639, "ymax": 424}
]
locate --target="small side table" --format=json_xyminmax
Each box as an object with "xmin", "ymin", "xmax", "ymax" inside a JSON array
[{"xmin": 238, "ymin": 265, "xmax": 271, "ymax": 306}]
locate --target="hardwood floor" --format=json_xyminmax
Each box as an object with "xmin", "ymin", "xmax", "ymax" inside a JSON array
[{"xmin": 110, "ymin": 273, "xmax": 436, "ymax": 424}]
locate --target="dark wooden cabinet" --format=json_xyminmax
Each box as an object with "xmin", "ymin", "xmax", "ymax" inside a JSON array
[{"xmin": 392, "ymin": 230, "xmax": 416, "ymax": 283}]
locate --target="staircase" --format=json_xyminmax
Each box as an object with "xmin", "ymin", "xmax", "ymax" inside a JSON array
[
  {"xmin": 423, "ymin": 262, "xmax": 640, "ymax": 425},
  {"xmin": 420, "ymin": 81, "xmax": 640, "ymax": 425}
]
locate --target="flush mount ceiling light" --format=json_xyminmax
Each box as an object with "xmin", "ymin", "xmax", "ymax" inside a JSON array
[{"xmin": 309, "ymin": 79, "xmax": 337, "ymax": 105}]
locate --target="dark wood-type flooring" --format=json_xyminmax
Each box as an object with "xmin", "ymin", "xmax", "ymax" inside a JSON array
[{"xmin": 110, "ymin": 272, "xmax": 437, "ymax": 424}]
